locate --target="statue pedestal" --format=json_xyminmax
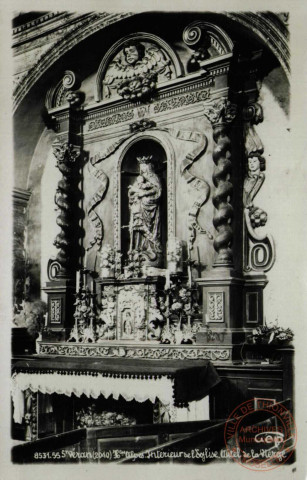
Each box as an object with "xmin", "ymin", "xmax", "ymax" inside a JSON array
[
  {"xmin": 196, "ymin": 269, "xmax": 245, "ymax": 329},
  {"xmin": 42, "ymin": 280, "xmax": 75, "ymax": 341}
]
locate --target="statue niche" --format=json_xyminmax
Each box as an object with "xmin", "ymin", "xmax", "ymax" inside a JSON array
[{"xmin": 121, "ymin": 140, "xmax": 167, "ymax": 269}]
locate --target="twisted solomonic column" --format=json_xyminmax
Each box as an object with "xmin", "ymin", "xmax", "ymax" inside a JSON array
[
  {"xmin": 52, "ymin": 141, "xmax": 80, "ymax": 278},
  {"xmin": 204, "ymin": 98, "xmax": 237, "ymax": 266}
]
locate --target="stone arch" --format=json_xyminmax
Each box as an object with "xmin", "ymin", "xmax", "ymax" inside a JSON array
[{"xmin": 13, "ymin": 12, "xmax": 289, "ymax": 113}]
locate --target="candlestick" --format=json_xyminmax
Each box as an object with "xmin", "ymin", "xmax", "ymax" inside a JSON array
[
  {"xmin": 83, "ymin": 269, "xmax": 87, "ymax": 289},
  {"xmin": 188, "ymin": 265, "xmax": 192, "ymax": 288},
  {"xmin": 84, "ymin": 250, "xmax": 88, "ymax": 269},
  {"xmin": 91, "ymin": 277, "xmax": 96, "ymax": 294},
  {"xmin": 166, "ymin": 293, "xmax": 170, "ymax": 328},
  {"xmin": 187, "ymin": 249, "xmax": 192, "ymax": 288},
  {"xmin": 165, "ymin": 269, "xmax": 170, "ymax": 290}
]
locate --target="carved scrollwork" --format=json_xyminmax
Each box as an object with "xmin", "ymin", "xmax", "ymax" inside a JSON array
[
  {"xmin": 38, "ymin": 342, "xmax": 231, "ymax": 361},
  {"xmin": 183, "ymin": 21, "xmax": 234, "ymax": 72},
  {"xmin": 243, "ymin": 103, "xmax": 275, "ymax": 272},
  {"xmin": 46, "ymin": 70, "xmax": 83, "ymax": 109}
]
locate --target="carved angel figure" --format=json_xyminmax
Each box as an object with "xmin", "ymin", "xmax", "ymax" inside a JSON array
[
  {"xmin": 103, "ymin": 40, "xmax": 173, "ymax": 101},
  {"xmin": 243, "ymin": 154, "xmax": 267, "ymax": 228}
]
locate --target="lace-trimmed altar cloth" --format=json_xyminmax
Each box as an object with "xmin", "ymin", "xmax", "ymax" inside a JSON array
[{"xmin": 11, "ymin": 358, "xmax": 220, "ymax": 423}]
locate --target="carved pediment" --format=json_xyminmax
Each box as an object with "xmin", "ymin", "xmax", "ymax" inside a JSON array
[{"xmin": 96, "ymin": 33, "xmax": 183, "ymax": 103}]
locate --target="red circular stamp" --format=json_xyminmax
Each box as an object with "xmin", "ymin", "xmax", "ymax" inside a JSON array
[{"xmin": 224, "ymin": 399, "xmax": 297, "ymax": 471}]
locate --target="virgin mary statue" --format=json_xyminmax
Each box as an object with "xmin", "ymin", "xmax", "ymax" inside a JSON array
[{"xmin": 128, "ymin": 156, "xmax": 163, "ymax": 266}]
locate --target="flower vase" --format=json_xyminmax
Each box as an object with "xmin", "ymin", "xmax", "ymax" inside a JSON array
[
  {"xmin": 168, "ymin": 260, "xmax": 178, "ymax": 274},
  {"xmin": 174, "ymin": 329, "xmax": 183, "ymax": 344},
  {"xmin": 100, "ymin": 267, "xmax": 114, "ymax": 278},
  {"xmin": 36, "ymin": 332, "xmax": 42, "ymax": 354}
]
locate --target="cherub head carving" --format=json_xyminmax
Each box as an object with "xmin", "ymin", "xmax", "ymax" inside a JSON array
[{"xmin": 122, "ymin": 40, "xmax": 145, "ymax": 66}]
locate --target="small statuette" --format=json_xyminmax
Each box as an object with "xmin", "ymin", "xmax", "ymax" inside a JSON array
[
  {"xmin": 99, "ymin": 244, "xmax": 115, "ymax": 278},
  {"xmin": 167, "ymin": 237, "xmax": 183, "ymax": 273}
]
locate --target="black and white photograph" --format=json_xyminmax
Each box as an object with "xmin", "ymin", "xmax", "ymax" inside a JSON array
[{"xmin": 2, "ymin": 2, "xmax": 307, "ymax": 478}]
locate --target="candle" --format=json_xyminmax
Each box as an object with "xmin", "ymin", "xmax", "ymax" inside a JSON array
[
  {"xmin": 205, "ymin": 313, "xmax": 209, "ymax": 324},
  {"xmin": 83, "ymin": 270, "xmax": 87, "ymax": 288},
  {"xmin": 165, "ymin": 269, "xmax": 170, "ymax": 290},
  {"xmin": 188, "ymin": 264, "xmax": 192, "ymax": 288},
  {"xmin": 187, "ymin": 249, "xmax": 192, "ymax": 288},
  {"xmin": 84, "ymin": 250, "xmax": 88, "ymax": 269},
  {"xmin": 91, "ymin": 277, "xmax": 96, "ymax": 294},
  {"xmin": 76, "ymin": 270, "xmax": 80, "ymax": 290},
  {"xmin": 166, "ymin": 293, "xmax": 170, "ymax": 328}
]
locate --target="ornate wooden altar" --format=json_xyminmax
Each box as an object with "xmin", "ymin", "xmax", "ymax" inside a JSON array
[{"xmin": 12, "ymin": 18, "xmax": 281, "ymax": 443}]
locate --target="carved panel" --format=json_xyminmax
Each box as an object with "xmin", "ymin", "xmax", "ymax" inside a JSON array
[
  {"xmin": 117, "ymin": 286, "xmax": 146, "ymax": 341},
  {"xmin": 207, "ymin": 292, "xmax": 224, "ymax": 322},
  {"xmin": 246, "ymin": 292, "xmax": 259, "ymax": 324},
  {"xmin": 153, "ymin": 89, "xmax": 210, "ymax": 114},
  {"xmin": 50, "ymin": 298, "xmax": 62, "ymax": 323},
  {"xmin": 39, "ymin": 342, "xmax": 231, "ymax": 361}
]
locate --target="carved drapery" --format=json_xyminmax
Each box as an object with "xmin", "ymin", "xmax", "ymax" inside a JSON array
[
  {"xmin": 204, "ymin": 98, "xmax": 237, "ymax": 266},
  {"xmin": 51, "ymin": 141, "xmax": 80, "ymax": 278},
  {"xmin": 243, "ymin": 103, "xmax": 275, "ymax": 272}
]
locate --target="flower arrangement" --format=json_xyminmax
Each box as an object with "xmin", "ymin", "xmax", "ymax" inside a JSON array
[
  {"xmin": 76, "ymin": 404, "xmax": 136, "ymax": 428},
  {"xmin": 124, "ymin": 250, "xmax": 144, "ymax": 278},
  {"xmin": 100, "ymin": 244, "xmax": 116, "ymax": 278},
  {"xmin": 159, "ymin": 279, "xmax": 201, "ymax": 344},
  {"xmin": 167, "ymin": 237, "xmax": 183, "ymax": 273},
  {"xmin": 248, "ymin": 320, "xmax": 294, "ymax": 345},
  {"xmin": 13, "ymin": 299, "xmax": 47, "ymax": 337},
  {"xmin": 100, "ymin": 244, "xmax": 115, "ymax": 269}
]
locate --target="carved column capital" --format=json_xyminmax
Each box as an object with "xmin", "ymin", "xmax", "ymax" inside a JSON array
[
  {"xmin": 204, "ymin": 98, "xmax": 237, "ymax": 125},
  {"xmin": 52, "ymin": 141, "xmax": 80, "ymax": 168}
]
